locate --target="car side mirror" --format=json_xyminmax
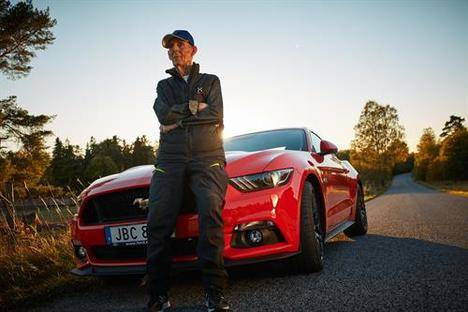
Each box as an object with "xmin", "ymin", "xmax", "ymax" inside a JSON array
[{"xmin": 319, "ymin": 140, "xmax": 338, "ymax": 155}]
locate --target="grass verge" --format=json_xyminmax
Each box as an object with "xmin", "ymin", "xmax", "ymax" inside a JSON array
[
  {"xmin": 0, "ymin": 223, "xmax": 99, "ymax": 312},
  {"xmin": 364, "ymin": 180, "xmax": 392, "ymax": 202},
  {"xmin": 416, "ymin": 179, "xmax": 468, "ymax": 198}
]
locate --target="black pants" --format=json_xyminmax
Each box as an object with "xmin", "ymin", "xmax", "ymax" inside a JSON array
[{"xmin": 146, "ymin": 158, "xmax": 228, "ymax": 297}]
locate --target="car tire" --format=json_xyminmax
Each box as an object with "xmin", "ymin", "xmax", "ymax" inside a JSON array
[
  {"xmin": 290, "ymin": 181, "xmax": 324, "ymax": 273},
  {"xmin": 344, "ymin": 184, "xmax": 368, "ymax": 237}
]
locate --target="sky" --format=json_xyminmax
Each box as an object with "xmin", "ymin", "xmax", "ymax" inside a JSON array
[{"xmin": 1, "ymin": 0, "xmax": 467, "ymax": 153}]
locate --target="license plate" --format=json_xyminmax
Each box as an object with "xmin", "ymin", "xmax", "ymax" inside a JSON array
[
  {"xmin": 105, "ymin": 223, "xmax": 148, "ymax": 246},
  {"xmin": 104, "ymin": 224, "xmax": 175, "ymax": 246}
]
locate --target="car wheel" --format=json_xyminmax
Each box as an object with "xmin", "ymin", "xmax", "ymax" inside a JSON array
[
  {"xmin": 290, "ymin": 181, "xmax": 324, "ymax": 273},
  {"xmin": 344, "ymin": 184, "xmax": 368, "ymax": 237}
]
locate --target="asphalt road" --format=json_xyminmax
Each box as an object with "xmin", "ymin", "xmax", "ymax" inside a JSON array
[{"xmin": 33, "ymin": 173, "xmax": 468, "ymax": 312}]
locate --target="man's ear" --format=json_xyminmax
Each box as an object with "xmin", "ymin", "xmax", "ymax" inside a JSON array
[
  {"xmin": 168, "ymin": 49, "xmax": 173, "ymax": 61},
  {"xmin": 191, "ymin": 45, "xmax": 198, "ymax": 56}
]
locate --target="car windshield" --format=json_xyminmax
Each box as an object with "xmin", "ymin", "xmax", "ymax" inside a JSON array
[{"xmin": 224, "ymin": 129, "xmax": 307, "ymax": 152}]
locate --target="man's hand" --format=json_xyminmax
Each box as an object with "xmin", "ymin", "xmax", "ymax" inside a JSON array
[
  {"xmin": 160, "ymin": 123, "xmax": 178, "ymax": 133},
  {"xmin": 160, "ymin": 104, "xmax": 207, "ymax": 134},
  {"xmin": 198, "ymin": 102, "xmax": 208, "ymax": 111}
]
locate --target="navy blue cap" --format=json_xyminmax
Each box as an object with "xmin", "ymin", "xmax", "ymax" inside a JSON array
[{"xmin": 162, "ymin": 30, "xmax": 195, "ymax": 48}]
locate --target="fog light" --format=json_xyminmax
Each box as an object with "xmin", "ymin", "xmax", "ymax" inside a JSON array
[
  {"xmin": 76, "ymin": 246, "xmax": 87, "ymax": 260},
  {"xmin": 231, "ymin": 221, "xmax": 284, "ymax": 248},
  {"xmin": 246, "ymin": 229, "xmax": 263, "ymax": 246}
]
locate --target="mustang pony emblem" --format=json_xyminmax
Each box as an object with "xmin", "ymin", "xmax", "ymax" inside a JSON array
[{"xmin": 133, "ymin": 198, "xmax": 149, "ymax": 211}]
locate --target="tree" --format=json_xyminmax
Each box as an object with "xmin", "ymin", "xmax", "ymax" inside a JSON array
[
  {"xmin": 89, "ymin": 135, "xmax": 124, "ymax": 170},
  {"xmin": 0, "ymin": 156, "xmax": 12, "ymax": 188},
  {"xmin": 351, "ymin": 101, "xmax": 405, "ymax": 156},
  {"xmin": 84, "ymin": 155, "xmax": 118, "ymax": 181},
  {"xmin": 0, "ymin": 96, "xmax": 54, "ymax": 192},
  {"xmin": 45, "ymin": 138, "xmax": 84, "ymax": 188},
  {"xmin": 440, "ymin": 115, "xmax": 466, "ymax": 139},
  {"xmin": 350, "ymin": 101, "xmax": 406, "ymax": 188},
  {"xmin": 387, "ymin": 138, "xmax": 409, "ymax": 166},
  {"xmin": 393, "ymin": 152, "xmax": 414, "ymax": 175},
  {"xmin": 0, "ymin": 96, "xmax": 54, "ymax": 151},
  {"xmin": 82, "ymin": 136, "xmax": 124, "ymax": 181},
  {"xmin": 121, "ymin": 139, "xmax": 133, "ymax": 169},
  {"xmin": 130, "ymin": 135, "xmax": 155, "ymax": 167},
  {"xmin": 15, "ymin": 131, "xmax": 51, "ymax": 183},
  {"xmin": 438, "ymin": 129, "xmax": 468, "ymax": 180},
  {"xmin": 413, "ymin": 128, "xmax": 439, "ymax": 181},
  {"xmin": 388, "ymin": 139, "xmax": 410, "ymax": 174},
  {"xmin": 0, "ymin": 0, "xmax": 56, "ymax": 79},
  {"xmin": 416, "ymin": 118, "xmax": 468, "ymax": 182},
  {"xmin": 82, "ymin": 136, "xmax": 97, "ymax": 178}
]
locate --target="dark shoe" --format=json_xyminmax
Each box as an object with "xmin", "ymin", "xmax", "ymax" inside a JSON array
[
  {"xmin": 205, "ymin": 288, "xmax": 230, "ymax": 312},
  {"xmin": 148, "ymin": 294, "xmax": 171, "ymax": 312}
]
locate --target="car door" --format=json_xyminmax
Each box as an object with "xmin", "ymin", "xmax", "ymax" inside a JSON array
[
  {"xmin": 328, "ymin": 152, "xmax": 353, "ymax": 222},
  {"xmin": 309, "ymin": 131, "xmax": 351, "ymax": 230}
]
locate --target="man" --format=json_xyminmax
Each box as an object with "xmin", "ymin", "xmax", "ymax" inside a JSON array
[{"xmin": 146, "ymin": 30, "xmax": 230, "ymax": 312}]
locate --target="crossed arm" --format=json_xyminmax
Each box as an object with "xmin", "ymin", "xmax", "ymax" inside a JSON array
[{"xmin": 153, "ymin": 77, "xmax": 223, "ymax": 133}]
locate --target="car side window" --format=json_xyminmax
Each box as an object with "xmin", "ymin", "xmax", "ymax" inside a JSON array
[{"xmin": 309, "ymin": 131, "xmax": 321, "ymax": 153}]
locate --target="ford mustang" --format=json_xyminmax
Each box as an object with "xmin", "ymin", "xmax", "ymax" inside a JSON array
[{"xmin": 70, "ymin": 128, "xmax": 367, "ymax": 276}]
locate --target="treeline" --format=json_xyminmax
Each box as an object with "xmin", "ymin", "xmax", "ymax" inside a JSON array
[
  {"xmin": 3, "ymin": 96, "xmax": 465, "ymax": 201},
  {"xmin": 338, "ymin": 101, "xmax": 466, "ymax": 196},
  {"xmin": 413, "ymin": 116, "xmax": 467, "ymax": 181},
  {"xmin": 0, "ymin": 97, "xmax": 157, "ymax": 198},
  {"xmin": 46, "ymin": 135, "xmax": 157, "ymax": 189}
]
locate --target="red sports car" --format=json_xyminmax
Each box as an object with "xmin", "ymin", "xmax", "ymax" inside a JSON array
[{"xmin": 70, "ymin": 128, "xmax": 367, "ymax": 276}]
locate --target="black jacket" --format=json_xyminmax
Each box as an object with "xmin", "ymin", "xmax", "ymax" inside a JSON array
[{"xmin": 153, "ymin": 63, "xmax": 225, "ymax": 162}]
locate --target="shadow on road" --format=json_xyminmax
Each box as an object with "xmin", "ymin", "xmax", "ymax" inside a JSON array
[{"xmin": 75, "ymin": 234, "xmax": 467, "ymax": 312}]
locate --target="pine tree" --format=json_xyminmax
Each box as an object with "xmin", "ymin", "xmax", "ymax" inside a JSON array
[
  {"xmin": 0, "ymin": 0, "xmax": 56, "ymax": 79},
  {"xmin": 440, "ymin": 115, "xmax": 466, "ymax": 139},
  {"xmin": 45, "ymin": 138, "xmax": 84, "ymax": 188},
  {"xmin": 131, "ymin": 135, "xmax": 155, "ymax": 167}
]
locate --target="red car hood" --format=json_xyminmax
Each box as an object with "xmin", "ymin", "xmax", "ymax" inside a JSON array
[
  {"xmin": 224, "ymin": 149, "xmax": 289, "ymax": 176},
  {"xmin": 84, "ymin": 149, "xmax": 290, "ymax": 197}
]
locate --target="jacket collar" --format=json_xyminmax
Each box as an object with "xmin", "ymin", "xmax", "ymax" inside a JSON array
[{"xmin": 165, "ymin": 62, "xmax": 200, "ymax": 84}]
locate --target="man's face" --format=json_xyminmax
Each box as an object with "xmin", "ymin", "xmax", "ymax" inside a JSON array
[{"xmin": 167, "ymin": 38, "xmax": 196, "ymax": 67}]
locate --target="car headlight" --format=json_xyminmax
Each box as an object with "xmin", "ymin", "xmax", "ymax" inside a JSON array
[{"xmin": 229, "ymin": 168, "xmax": 293, "ymax": 192}]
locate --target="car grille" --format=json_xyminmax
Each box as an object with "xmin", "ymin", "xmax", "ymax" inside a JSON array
[
  {"xmin": 91, "ymin": 238, "xmax": 198, "ymax": 261},
  {"xmin": 82, "ymin": 188, "xmax": 148, "ymax": 224},
  {"xmin": 82, "ymin": 186, "xmax": 196, "ymax": 225}
]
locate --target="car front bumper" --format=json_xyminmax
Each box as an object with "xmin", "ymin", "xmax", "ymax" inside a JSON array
[{"xmin": 70, "ymin": 174, "xmax": 303, "ymax": 275}]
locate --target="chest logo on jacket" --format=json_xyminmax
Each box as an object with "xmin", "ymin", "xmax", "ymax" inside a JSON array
[{"xmin": 195, "ymin": 86, "xmax": 206, "ymax": 103}]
